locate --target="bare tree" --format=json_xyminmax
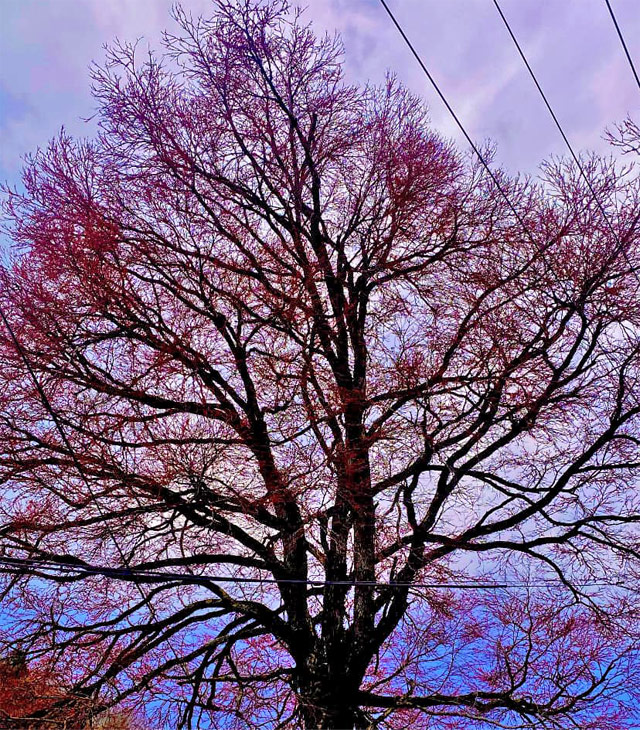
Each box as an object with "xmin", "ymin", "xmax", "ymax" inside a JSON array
[{"xmin": 1, "ymin": 2, "xmax": 639, "ymax": 728}]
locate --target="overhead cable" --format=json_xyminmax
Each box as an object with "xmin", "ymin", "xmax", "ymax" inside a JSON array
[
  {"xmin": 492, "ymin": 0, "xmax": 639, "ymax": 282},
  {"xmin": 0, "ymin": 303, "xmax": 186, "ymax": 665},
  {"xmin": 604, "ymin": 0, "xmax": 640, "ymax": 89},
  {"xmin": 0, "ymin": 555, "xmax": 632, "ymax": 592},
  {"xmin": 377, "ymin": 0, "xmax": 537, "ymax": 247}
]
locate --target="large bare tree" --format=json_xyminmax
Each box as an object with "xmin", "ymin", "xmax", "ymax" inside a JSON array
[{"xmin": 1, "ymin": 2, "xmax": 639, "ymax": 728}]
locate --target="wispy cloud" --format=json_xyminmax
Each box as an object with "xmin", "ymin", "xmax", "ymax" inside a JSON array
[{"xmin": 1, "ymin": 0, "xmax": 638, "ymax": 185}]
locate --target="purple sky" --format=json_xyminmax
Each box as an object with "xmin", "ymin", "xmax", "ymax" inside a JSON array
[{"xmin": 1, "ymin": 0, "xmax": 639, "ymax": 189}]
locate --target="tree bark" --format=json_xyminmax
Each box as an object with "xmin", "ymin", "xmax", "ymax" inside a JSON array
[{"xmin": 299, "ymin": 689, "xmax": 361, "ymax": 730}]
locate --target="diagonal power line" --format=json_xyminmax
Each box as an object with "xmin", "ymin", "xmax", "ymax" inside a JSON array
[
  {"xmin": 378, "ymin": 0, "xmax": 638, "ymax": 285},
  {"xmin": 604, "ymin": 0, "xmax": 640, "ymax": 90},
  {"xmin": 375, "ymin": 0, "xmax": 640, "ymax": 292},
  {"xmin": 1, "ymin": 0, "xmax": 637, "ymax": 607},
  {"xmin": 492, "ymin": 0, "xmax": 640, "ymax": 283},
  {"xmin": 492, "ymin": 0, "xmax": 620, "ymax": 239},
  {"xmin": 377, "ymin": 0, "xmax": 538, "ymax": 247}
]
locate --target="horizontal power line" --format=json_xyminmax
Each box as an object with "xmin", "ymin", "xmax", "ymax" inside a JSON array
[
  {"xmin": 0, "ymin": 555, "xmax": 631, "ymax": 591},
  {"xmin": 0, "ymin": 303, "xmax": 186, "ymax": 665}
]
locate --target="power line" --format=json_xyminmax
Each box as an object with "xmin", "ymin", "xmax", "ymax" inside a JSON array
[
  {"xmin": 0, "ymin": 303, "xmax": 187, "ymax": 666},
  {"xmin": 492, "ymin": 1, "xmax": 620, "ymax": 239},
  {"xmin": 492, "ymin": 0, "xmax": 640, "ymax": 283},
  {"xmin": 377, "ymin": 0, "xmax": 638, "ymax": 289},
  {"xmin": 376, "ymin": 0, "xmax": 537, "ymax": 248},
  {"xmin": 0, "ymin": 555, "xmax": 632, "ymax": 592},
  {"xmin": 1, "ymin": 0, "xmax": 637, "ymax": 629},
  {"xmin": 0, "ymin": 306, "xmax": 157, "ymax": 599},
  {"xmin": 1, "ymin": 308, "xmax": 556, "ymax": 605},
  {"xmin": 604, "ymin": 0, "xmax": 640, "ymax": 90}
]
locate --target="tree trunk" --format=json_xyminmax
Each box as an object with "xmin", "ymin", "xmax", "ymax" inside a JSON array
[
  {"xmin": 300, "ymin": 695, "xmax": 360, "ymax": 730},
  {"xmin": 298, "ymin": 667, "xmax": 362, "ymax": 729}
]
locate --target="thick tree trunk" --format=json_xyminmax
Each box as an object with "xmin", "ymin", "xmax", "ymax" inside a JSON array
[
  {"xmin": 299, "ymin": 692, "xmax": 361, "ymax": 729},
  {"xmin": 298, "ymin": 658, "xmax": 363, "ymax": 729}
]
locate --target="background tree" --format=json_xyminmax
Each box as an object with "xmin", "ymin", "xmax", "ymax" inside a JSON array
[
  {"xmin": 1, "ymin": 1, "xmax": 639, "ymax": 728},
  {"xmin": 0, "ymin": 651, "xmax": 145, "ymax": 728}
]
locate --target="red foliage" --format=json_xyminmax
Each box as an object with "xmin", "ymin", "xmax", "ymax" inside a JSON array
[{"xmin": 0, "ymin": 654, "xmax": 91, "ymax": 727}]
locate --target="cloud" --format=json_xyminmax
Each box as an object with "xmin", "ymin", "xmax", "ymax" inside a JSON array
[{"xmin": 1, "ymin": 0, "xmax": 638, "ymax": 186}]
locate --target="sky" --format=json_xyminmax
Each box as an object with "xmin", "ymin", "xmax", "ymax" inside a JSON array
[
  {"xmin": 0, "ymin": 0, "xmax": 639, "ymax": 192},
  {"xmin": 0, "ymin": 3, "xmax": 639, "ymax": 720}
]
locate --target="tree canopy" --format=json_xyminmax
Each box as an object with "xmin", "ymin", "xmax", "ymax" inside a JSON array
[{"xmin": 1, "ymin": 1, "xmax": 639, "ymax": 728}]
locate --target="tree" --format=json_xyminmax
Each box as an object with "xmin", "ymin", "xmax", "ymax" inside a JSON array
[
  {"xmin": 606, "ymin": 116, "xmax": 640, "ymax": 157},
  {"xmin": 0, "ymin": 651, "xmax": 81, "ymax": 729},
  {"xmin": 1, "ymin": 1, "xmax": 639, "ymax": 728},
  {"xmin": 0, "ymin": 651, "xmax": 144, "ymax": 728}
]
